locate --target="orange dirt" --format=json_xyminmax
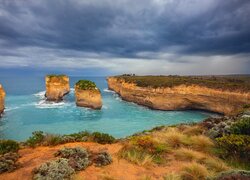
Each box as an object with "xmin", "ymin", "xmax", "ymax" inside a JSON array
[{"xmin": 0, "ymin": 142, "xmax": 184, "ymax": 180}]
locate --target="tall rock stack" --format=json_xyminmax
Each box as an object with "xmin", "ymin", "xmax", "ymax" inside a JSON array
[
  {"xmin": 0, "ymin": 84, "xmax": 5, "ymax": 116},
  {"xmin": 45, "ymin": 75, "xmax": 70, "ymax": 101},
  {"xmin": 75, "ymin": 80, "xmax": 102, "ymax": 110}
]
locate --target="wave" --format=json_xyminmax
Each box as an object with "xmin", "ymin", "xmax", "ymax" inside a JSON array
[
  {"xmin": 35, "ymin": 100, "xmax": 69, "ymax": 109},
  {"xmin": 103, "ymin": 88, "xmax": 115, "ymax": 93},
  {"xmin": 34, "ymin": 91, "xmax": 46, "ymax": 98},
  {"xmin": 5, "ymin": 106, "xmax": 20, "ymax": 112}
]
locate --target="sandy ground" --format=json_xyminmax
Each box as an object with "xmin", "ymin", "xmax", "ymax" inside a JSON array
[{"xmin": 0, "ymin": 142, "xmax": 184, "ymax": 180}]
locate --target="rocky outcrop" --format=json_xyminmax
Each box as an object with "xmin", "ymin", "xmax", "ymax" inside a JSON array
[
  {"xmin": 45, "ymin": 75, "xmax": 70, "ymax": 101},
  {"xmin": 75, "ymin": 80, "xmax": 102, "ymax": 110},
  {"xmin": 0, "ymin": 84, "xmax": 5, "ymax": 116},
  {"xmin": 107, "ymin": 77, "xmax": 250, "ymax": 115}
]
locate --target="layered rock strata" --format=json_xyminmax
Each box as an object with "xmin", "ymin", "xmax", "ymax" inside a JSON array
[
  {"xmin": 0, "ymin": 84, "xmax": 5, "ymax": 116},
  {"xmin": 107, "ymin": 77, "xmax": 250, "ymax": 115},
  {"xmin": 75, "ymin": 80, "xmax": 102, "ymax": 110},
  {"xmin": 45, "ymin": 75, "xmax": 70, "ymax": 101}
]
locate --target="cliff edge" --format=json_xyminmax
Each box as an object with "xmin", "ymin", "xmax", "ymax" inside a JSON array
[
  {"xmin": 45, "ymin": 75, "xmax": 70, "ymax": 101},
  {"xmin": 75, "ymin": 80, "xmax": 102, "ymax": 109},
  {"xmin": 107, "ymin": 76, "xmax": 250, "ymax": 115},
  {"xmin": 0, "ymin": 84, "xmax": 5, "ymax": 116}
]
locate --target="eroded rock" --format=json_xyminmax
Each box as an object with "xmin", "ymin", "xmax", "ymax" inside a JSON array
[
  {"xmin": 75, "ymin": 80, "xmax": 102, "ymax": 110},
  {"xmin": 0, "ymin": 84, "xmax": 5, "ymax": 116},
  {"xmin": 45, "ymin": 75, "xmax": 70, "ymax": 101}
]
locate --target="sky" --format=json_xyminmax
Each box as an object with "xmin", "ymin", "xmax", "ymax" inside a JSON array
[{"xmin": 0, "ymin": 0, "xmax": 250, "ymax": 76}]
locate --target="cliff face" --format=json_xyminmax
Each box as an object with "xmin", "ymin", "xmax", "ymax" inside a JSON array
[
  {"xmin": 0, "ymin": 84, "xmax": 5, "ymax": 116},
  {"xmin": 107, "ymin": 77, "xmax": 250, "ymax": 115},
  {"xmin": 75, "ymin": 87, "xmax": 102, "ymax": 109},
  {"xmin": 45, "ymin": 75, "xmax": 70, "ymax": 101}
]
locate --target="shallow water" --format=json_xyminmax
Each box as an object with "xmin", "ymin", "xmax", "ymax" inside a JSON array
[{"xmin": 0, "ymin": 76, "xmax": 215, "ymax": 141}]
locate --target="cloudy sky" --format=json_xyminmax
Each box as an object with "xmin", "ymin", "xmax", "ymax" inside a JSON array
[{"xmin": 0, "ymin": 0, "xmax": 250, "ymax": 76}]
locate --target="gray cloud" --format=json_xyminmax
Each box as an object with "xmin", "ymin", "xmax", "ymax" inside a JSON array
[{"xmin": 0, "ymin": 0, "xmax": 250, "ymax": 74}]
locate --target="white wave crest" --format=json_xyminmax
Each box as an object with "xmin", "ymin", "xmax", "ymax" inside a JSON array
[
  {"xmin": 34, "ymin": 91, "xmax": 46, "ymax": 98},
  {"xmin": 103, "ymin": 88, "xmax": 115, "ymax": 93},
  {"xmin": 35, "ymin": 100, "xmax": 68, "ymax": 109},
  {"xmin": 5, "ymin": 106, "xmax": 20, "ymax": 112}
]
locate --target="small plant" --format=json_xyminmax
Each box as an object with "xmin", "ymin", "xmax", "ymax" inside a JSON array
[
  {"xmin": 0, "ymin": 152, "xmax": 20, "ymax": 173},
  {"xmin": 174, "ymin": 148, "xmax": 204, "ymax": 162},
  {"xmin": 33, "ymin": 158, "xmax": 75, "ymax": 180},
  {"xmin": 43, "ymin": 134, "xmax": 63, "ymax": 146},
  {"xmin": 0, "ymin": 140, "xmax": 19, "ymax": 154},
  {"xmin": 75, "ymin": 80, "xmax": 97, "ymax": 90},
  {"xmin": 230, "ymin": 117, "xmax": 250, "ymax": 135},
  {"xmin": 91, "ymin": 132, "xmax": 115, "ymax": 144},
  {"xmin": 243, "ymin": 104, "xmax": 250, "ymax": 109},
  {"xmin": 55, "ymin": 147, "xmax": 90, "ymax": 171},
  {"xmin": 93, "ymin": 151, "xmax": 112, "ymax": 167},
  {"xmin": 216, "ymin": 134, "xmax": 250, "ymax": 160},
  {"xmin": 66, "ymin": 131, "xmax": 90, "ymax": 141},
  {"xmin": 201, "ymin": 157, "xmax": 229, "ymax": 173},
  {"xmin": 25, "ymin": 131, "xmax": 45, "ymax": 147},
  {"xmin": 163, "ymin": 128, "xmax": 190, "ymax": 148},
  {"xmin": 180, "ymin": 162, "xmax": 209, "ymax": 180}
]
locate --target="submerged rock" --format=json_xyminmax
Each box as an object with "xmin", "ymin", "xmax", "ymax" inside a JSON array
[
  {"xmin": 75, "ymin": 80, "xmax": 102, "ymax": 110},
  {"xmin": 45, "ymin": 75, "xmax": 70, "ymax": 101},
  {"xmin": 0, "ymin": 84, "xmax": 5, "ymax": 116}
]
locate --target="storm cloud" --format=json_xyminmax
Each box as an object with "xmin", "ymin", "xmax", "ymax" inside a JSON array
[{"xmin": 0, "ymin": 0, "xmax": 250, "ymax": 75}]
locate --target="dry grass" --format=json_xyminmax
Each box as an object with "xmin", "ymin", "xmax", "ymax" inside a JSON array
[
  {"xmin": 164, "ymin": 173, "xmax": 181, "ymax": 180},
  {"xmin": 201, "ymin": 158, "xmax": 229, "ymax": 173},
  {"xmin": 180, "ymin": 162, "xmax": 209, "ymax": 180},
  {"xmin": 189, "ymin": 135, "xmax": 214, "ymax": 153},
  {"xmin": 162, "ymin": 128, "xmax": 190, "ymax": 148},
  {"xmin": 174, "ymin": 148, "xmax": 205, "ymax": 161},
  {"xmin": 182, "ymin": 125, "xmax": 204, "ymax": 136}
]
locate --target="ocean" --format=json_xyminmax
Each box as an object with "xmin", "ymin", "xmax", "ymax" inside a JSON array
[{"xmin": 0, "ymin": 76, "xmax": 214, "ymax": 141}]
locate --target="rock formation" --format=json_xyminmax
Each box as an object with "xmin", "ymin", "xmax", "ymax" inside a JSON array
[
  {"xmin": 107, "ymin": 76, "xmax": 250, "ymax": 115},
  {"xmin": 45, "ymin": 75, "xmax": 70, "ymax": 101},
  {"xmin": 0, "ymin": 84, "xmax": 5, "ymax": 116},
  {"xmin": 75, "ymin": 80, "xmax": 102, "ymax": 109}
]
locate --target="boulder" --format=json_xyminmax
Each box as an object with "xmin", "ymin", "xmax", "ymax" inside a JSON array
[
  {"xmin": 0, "ymin": 84, "xmax": 5, "ymax": 116},
  {"xmin": 75, "ymin": 80, "xmax": 102, "ymax": 110},
  {"xmin": 45, "ymin": 75, "xmax": 70, "ymax": 101}
]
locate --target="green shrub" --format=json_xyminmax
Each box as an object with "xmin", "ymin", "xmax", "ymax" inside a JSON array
[
  {"xmin": 230, "ymin": 118, "xmax": 250, "ymax": 135},
  {"xmin": 0, "ymin": 152, "xmax": 20, "ymax": 173},
  {"xmin": 0, "ymin": 140, "xmax": 19, "ymax": 154},
  {"xmin": 91, "ymin": 132, "xmax": 115, "ymax": 144},
  {"xmin": 66, "ymin": 131, "xmax": 90, "ymax": 141},
  {"xmin": 55, "ymin": 147, "xmax": 90, "ymax": 171},
  {"xmin": 75, "ymin": 80, "xmax": 97, "ymax": 90},
  {"xmin": 243, "ymin": 104, "xmax": 250, "ymax": 109},
  {"xmin": 33, "ymin": 158, "xmax": 75, "ymax": 180},
  {"xmin": 25, "ymin": 131, "xmax": 45, "ymax": 147},
  {"xmin": 43, "ymin": 134, "xmax": 63, "ymax": 146},
  {"xmin": 216, "ymin": 134, "xmax": 250, "ymax": 159}
]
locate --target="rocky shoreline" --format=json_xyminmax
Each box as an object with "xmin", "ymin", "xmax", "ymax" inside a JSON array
[{"xmin": 107, "ymin": 76, "xmax": 250, "ymax": 115}]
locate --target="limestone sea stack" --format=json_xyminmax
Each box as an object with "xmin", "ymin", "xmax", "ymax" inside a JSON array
[
  {"xmin": 107, "ymin": 75, "xmax": 250, "ymax": 116},
  {"xmin": 45, "ymin": 75, "xmax": 70, "ymax": 101},
  {"xmin": 0, "ymin": 84, "xmax": 5, "ymax": 116},
  {"xmin": 75, "ymin": 80, "xmax": 102, "ymax": 110}
]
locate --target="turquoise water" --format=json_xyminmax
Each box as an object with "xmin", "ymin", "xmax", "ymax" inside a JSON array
[{"xmin": 0, "ymin": 76, "xmax": 214, "ymax": 141}]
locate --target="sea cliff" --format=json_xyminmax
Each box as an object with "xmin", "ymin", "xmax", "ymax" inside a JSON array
[
  {"xmin": 75, "ymin": 80, "xmax": 102, "ymax": 109},
  {"xmin": 45, "ymin": 75, "xmax": 70, "ymax": 101},
  {"xmin": 107, "ymin": 76, "xmax": 250, "ymax": 115},
  {"xmin": 0, "ymin": 84, "xmax": 5, "ymax": 116}
]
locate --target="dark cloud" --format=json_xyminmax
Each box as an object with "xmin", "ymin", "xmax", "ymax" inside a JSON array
[
  {"xmin": 0, "ymin": 0, "xmax": 250, "ymax": 75},
  {"xmin": 0, "ymin": 0, "xmax": 249, "ymax": 57}
]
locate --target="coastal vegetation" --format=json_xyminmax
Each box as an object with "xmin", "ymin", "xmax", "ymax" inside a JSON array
[
  {"xmin": 115, "ymin": 75, "xmax": 250, "ymax": 91},
  {"xmin": 75, "ymin": 80, "xmax": 97, "ymax": 90}
]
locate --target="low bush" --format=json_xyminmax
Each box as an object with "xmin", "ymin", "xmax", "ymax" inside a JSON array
[
  {"xmin": 25, "ymin": 131, "xmax": 45, "ymax": 147},
  {"xmin": 65, "ymin": 131, "xmax": 90, "ymax": 142},
  {"xmin": 93, "ymin": 151, "xmax": 112, "ymax": 167},
  {"xmin": 212, "ymin": 170, "xmax": 250, "ymax": 180},
  {"xmin": 55, "ymin": 147, "xmax": 90, "ymax": 171},
  {"xmin": 0, "ymin": 140, "xmax": 19, "ymax": 154},
  {"xmin": 33, "ymin": 158, "xmax": 75, "ymax": 180},
  {"xmin": 0, "ymin": 152, "xmax": 20, "ymax": 173},
  {"xmin": 216, "ymin": 134, "xmax": 250, "ymax": 160},
  {"xmin": 43, "ymin": 134, "xmax": 64, "ymax": 146},
  {"xmin": 75, "ymin": 80, "xmax": 97, "ymax": 90},
  {"xmin": 91, "ymin": 132, "xmax": 115, "ymax": 144},
  {"xmin": 230, "ymin": 117, "xmax": 250, "ymax": 135},
  {"xmin": 180, "ymin": 162, "xmax": 209, "ymax": 180}
]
